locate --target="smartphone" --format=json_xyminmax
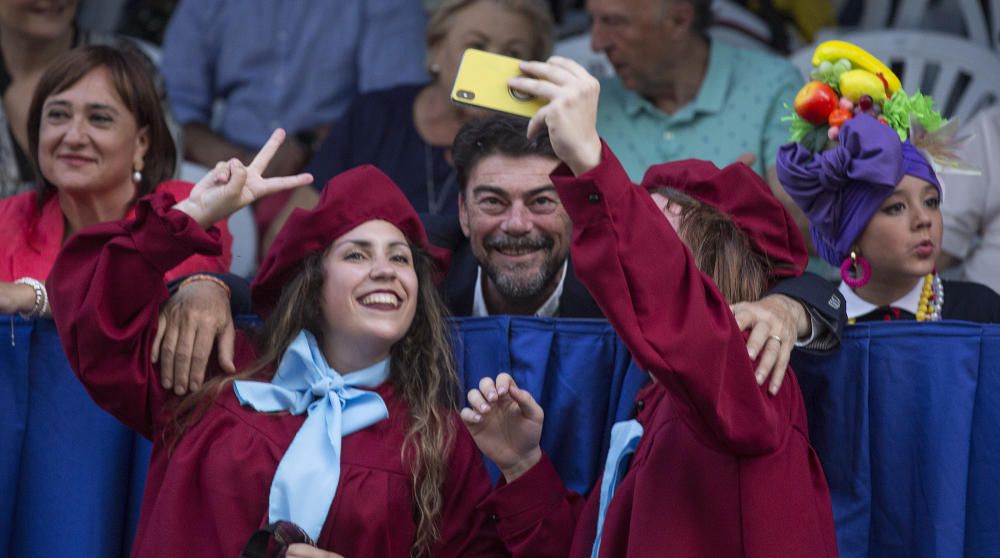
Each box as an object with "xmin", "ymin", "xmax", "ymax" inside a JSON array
[{"xmin": 450, "ymin": 49, "xmax": 547, "ymax": 119}]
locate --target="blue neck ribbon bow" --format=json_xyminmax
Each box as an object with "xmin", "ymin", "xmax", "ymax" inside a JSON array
[{"xmin": 233, "ymin": 329, "xmax": 390, "ymax": 541}]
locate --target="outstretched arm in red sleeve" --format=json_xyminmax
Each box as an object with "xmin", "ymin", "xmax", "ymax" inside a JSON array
[{"xmin": 49, "ymin": 129, "xmax": 312, "ymax": 438}]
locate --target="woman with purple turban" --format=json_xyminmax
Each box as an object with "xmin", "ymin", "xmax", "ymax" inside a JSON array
[{"xmin": 777, "ymin": 100, "xmax": 1000, "ymax": 323}]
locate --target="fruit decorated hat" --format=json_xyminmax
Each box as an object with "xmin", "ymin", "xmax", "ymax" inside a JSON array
[
  {"xmin": 775, "ymin": 41, "xmax": 965, "ymax": 268},
  {"xmin": 785, "ymin": 40, "xmax": 947, "ymax": 148}
]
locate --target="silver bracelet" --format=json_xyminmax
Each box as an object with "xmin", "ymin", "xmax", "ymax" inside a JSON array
[{"xmin": 14, "ymin": 277, "xmax": 48, "ymax": 318}]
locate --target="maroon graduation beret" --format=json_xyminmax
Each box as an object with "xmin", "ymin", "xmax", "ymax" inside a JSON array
[
  {"xmin": 640, "ymin": 160, "xmax": 807, "ymax": 280},
  {"xmin": 251, "ymin": 165, "xmax": 450, "ymax": 319}
]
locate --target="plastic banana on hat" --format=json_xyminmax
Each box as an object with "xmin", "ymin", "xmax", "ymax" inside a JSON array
[
  {"xmin": 776, "ymin": 41, "xmax": 981, "ymax": 267},
  {"xmin": 784, "ymin": 40, "xmax": 974, "ymax": 174}
]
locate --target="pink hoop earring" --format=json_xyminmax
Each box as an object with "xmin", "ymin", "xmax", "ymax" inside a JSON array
[{"xmin": 840, "ymin": 250, "xmax": 871, "ymax": 288}]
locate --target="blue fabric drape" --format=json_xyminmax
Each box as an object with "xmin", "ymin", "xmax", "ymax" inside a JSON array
[
  {"xmin": 792, "ymin": 321, "xmax": 1000, "ymax": 558},
  {"xmin": 0, "ymin": 318, "xmax": 149, "ymax": 557},
  {"xmin": 452, "ymin": 316, "xmax": 649, "ymax": 494},
  {"xmin": 3, "ymin": 316, "xmax": 999, "ymax": 558},
  {"xmin": 591, "ymin": 418, "xmax": 644, "ymax": 558}
]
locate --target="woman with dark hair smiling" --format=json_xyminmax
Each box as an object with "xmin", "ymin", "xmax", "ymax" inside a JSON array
[{"xmin": 0, "ymin": 44, "xmax": 230, "ymax": 317}]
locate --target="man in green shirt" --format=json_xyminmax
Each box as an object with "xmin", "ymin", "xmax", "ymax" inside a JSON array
[{"xmin": 587, "ymin": 0, "xmax": 810, "ymax": 240}]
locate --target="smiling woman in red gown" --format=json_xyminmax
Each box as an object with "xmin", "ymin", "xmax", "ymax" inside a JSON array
[{"xmin": 47, "ymin": 129, "xmax": 508, "ymax": 557}]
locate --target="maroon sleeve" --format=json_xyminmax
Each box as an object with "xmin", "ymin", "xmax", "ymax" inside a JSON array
[
  {"xmin": 432, "ymin": 418, "xmax": 513, "ymax": 556},
  {"xmin": 550, "ymin": 144, "xmax": 797, "ymax": 455},
  {"xmin": 155, "ymin": 180, "xmax": 233, "ymax": 281},
  {"xmin": 478, "ymin": 453, "xmax": 586, "ymax": 557},
  {"xmin": 48, "ymin": 192, "xmax": 224, "ymax": 439}
]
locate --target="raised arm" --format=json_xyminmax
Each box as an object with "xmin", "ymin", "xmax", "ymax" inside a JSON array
[
  {"xmin": 552, "ymin": 150, "xmax": 795, "ymax": 453},
  {"xmin": 49, "ymin": 130, "xmax": 312, "ymax": 437},
  {"xmin": 516, "ymin": 58, "xmax": 798, "ymax": 455},
  {"xmin": 48, "ymin": 193, "xmax": 225, "ymax": 438}
]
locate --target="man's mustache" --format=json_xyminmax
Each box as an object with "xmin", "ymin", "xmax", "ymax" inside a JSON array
[{"xmin": 485, "ymin": 234, "xmax": 554, "ymax": 252}]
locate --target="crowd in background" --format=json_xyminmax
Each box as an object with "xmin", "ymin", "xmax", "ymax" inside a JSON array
[
  {"xmin": 3, "ymin": 0, "xmax": 997, "ymax": 289},
  {"xmin": 2, "ymin": 0, "xmax": 1000, "ymax": 556}
]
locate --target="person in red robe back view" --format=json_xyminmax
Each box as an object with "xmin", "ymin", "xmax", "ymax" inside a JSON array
[{"xmin": 462, "ymin": 56, "xmax": 839, "ymax": 557}]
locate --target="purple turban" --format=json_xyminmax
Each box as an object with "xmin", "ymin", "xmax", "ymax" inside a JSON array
[{"xmin": 776, "ymin": 114, "xmax": 940, "ymax": 266}]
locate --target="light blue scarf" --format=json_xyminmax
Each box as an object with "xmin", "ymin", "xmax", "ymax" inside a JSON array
[
  {"xmin": 591, "ymin": 418, "xmax": 644, "ymax": 558},
  {"xmin": 233, "ymin": 329, "xmax": 390, "ymax": 541}
]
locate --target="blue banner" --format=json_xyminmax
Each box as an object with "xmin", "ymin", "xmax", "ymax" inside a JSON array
[
  {"xmin": 0, "ymin": 318, "xmax": 149, "ymax": 557},
  {"xmin": 452, "ymin": 317, "xmax": 648, "ymax": 494},
  {"xmin": 3, "ymin": 316, "xmax": 998, "ymax": 557},
  {"xmin": 792, "ymin": 321, "xmax": 1000, "ymax": 558}
]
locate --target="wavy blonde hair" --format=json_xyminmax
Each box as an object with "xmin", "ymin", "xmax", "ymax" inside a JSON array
[
  {"xmin": 426, "ymin": 0, "xmax": 555, "ymax": 64},
  {"xmin": 170, "ymin": 246, "xmax": 457, "ymax": 557}
]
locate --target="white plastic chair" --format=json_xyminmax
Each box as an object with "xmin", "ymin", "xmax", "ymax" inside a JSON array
[
  {"xmin": 835, "ymin": 0, "xmax": 1000, "ymax": 51},
  {"xmin": 225, "ymin": 205, "xmax": 259, "ymax": 279},
  {"xmin": 179, "ymin": 161, "xmax": 259, "ymax": 278},
  {"xmin": 986, "ymin": 0, "xmax": 1000, "ymax": 50},
  {"xmin": 709, "ymin": 0, "xmax": 778, "ymax": 52},
  {"xmin": 790, "ymin": 30, "xmax": 1000, "ymax": 124},
  {"xmin": 897, "ymin": 0, "xmax": 999, "ymax": 51}
]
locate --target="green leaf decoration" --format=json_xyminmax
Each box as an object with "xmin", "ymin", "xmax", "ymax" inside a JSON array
[
  {"xmin": 782, "ymin": 104, "xmax": 829, "ymax": 151},
  {"xmin": 882, "ymin": 89, "xmax": 946, "ymax": 141},
  {"xmin": 782, "ymin": 105, "xmax": 813, "ymax": 142},
  {"xmin": 907, "ymin": 92, "xmax": 945, "ymax": 133},
  {"xmin": 881, "ymin": 92, "xmax": 912, "ymax": 141}
]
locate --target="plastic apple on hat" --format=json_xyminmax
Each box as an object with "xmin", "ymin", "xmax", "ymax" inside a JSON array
[{"xmin": 794, "ymin": 81, "xmax": 838, "ymax": 125}]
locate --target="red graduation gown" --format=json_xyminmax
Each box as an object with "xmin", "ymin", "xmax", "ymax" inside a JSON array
[
  {"xmin": 0, "ymin": 180, "xmax": 231, "ymax": 282},
  {"xmin": 482, "ymin": 147, "xmax": 839, "ymax": 558},
  {"xmin": 48, "ymin": 193, "xmax": 507, "ymax": 557}
]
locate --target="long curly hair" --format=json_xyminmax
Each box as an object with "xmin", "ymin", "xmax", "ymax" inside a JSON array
[{"xmin": 170, "ymin": 245, "xmax": 457, "ymax": 557}]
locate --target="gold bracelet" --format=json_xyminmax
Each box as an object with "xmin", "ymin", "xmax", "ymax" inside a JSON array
[{"xmin": 178, "ymin": 274, "xmax": 231, "ymax": 299}]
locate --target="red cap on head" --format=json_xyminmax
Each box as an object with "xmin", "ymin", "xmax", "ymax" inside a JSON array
[
  {"xmin": 251, "ymin": 165, "xmax": 450, "ymax": 319},
  {"xmin": 639, "ymin": 160, "xmax": 807, "ymax": 280}
]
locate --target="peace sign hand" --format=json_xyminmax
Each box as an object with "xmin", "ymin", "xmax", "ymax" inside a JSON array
[{"xmin": 174, "ymin": 129, "xmax": 314, "ymax": 228}]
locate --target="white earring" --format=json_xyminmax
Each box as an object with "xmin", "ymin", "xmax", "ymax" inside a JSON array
[
  {"xmin": 132, "ymin": 170, "xmax": 143, "ymax": 184},
  {"xmin": 429, "ymin": 63, "xmax": 441, "ymax": 75}
]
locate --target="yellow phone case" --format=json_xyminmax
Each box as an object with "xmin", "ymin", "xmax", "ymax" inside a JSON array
[{"xmin": 450, "ymin": 49, "xmax": 547, "ymax": 119}]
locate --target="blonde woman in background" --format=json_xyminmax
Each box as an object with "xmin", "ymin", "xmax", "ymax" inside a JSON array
[{"xmin": 266, "ymin": 0, "xmax": 554, "ymax": 250}]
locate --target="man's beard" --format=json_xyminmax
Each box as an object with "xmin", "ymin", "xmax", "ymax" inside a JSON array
[{"xmin": 481, "ymin": 233, "xmax": 563, "ymax": 302}]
